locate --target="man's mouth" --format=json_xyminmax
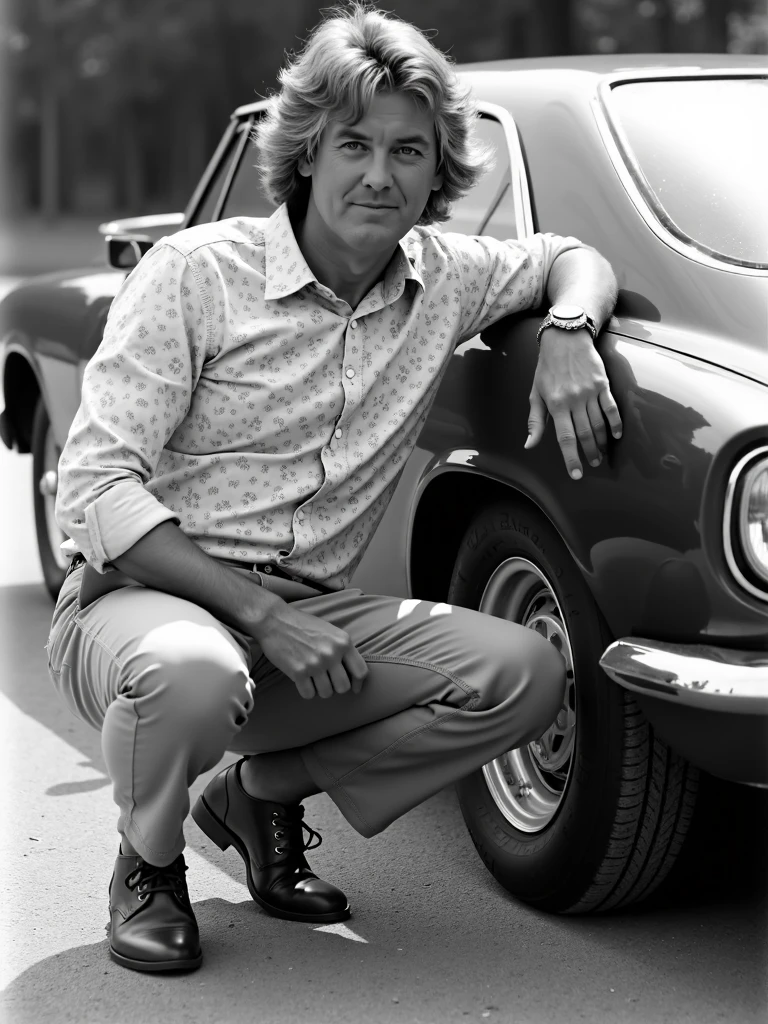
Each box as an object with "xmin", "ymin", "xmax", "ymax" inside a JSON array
[{"xmin": 353, "ymin": 203, "xmax": 397, "ymax": 210}]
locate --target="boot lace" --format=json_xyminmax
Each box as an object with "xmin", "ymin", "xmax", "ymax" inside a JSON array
[
  {"xmin": 271, "ymin": 806, "xmax": 322, "ymax": 857},
  {"xmin": 125, "ymin": 856, "xmax": 188, "ymax": 902}
]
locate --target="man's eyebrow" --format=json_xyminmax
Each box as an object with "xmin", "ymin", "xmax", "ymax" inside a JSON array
[{"xmin": 334, "ymin": 126, "xmax": 433, "ymax": 147}]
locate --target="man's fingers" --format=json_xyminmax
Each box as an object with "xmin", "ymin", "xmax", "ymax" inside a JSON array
[
  {"xmin": 598, "ymin": 386, "xmax": 623, "ymax": 438},
  {"xmin": 343, "ymin": 649, "xmax": 368, "ymax": 694},
  {"xmin": 327, "ymin": 662, "xmax": 352, "ymax": 696},
  {"xmin": 294, "ymin": 675, "xmax": 317, "ymax": 700},
  {"xmin": 587, "ymin": 396, "xmax": 608, "ymax": 453},
  {"xmin": 311, "ymin": 671, "xmax": 334, "ymax": 699},
  {"xmin": 524, "ymin": 388, "xmax": 548, "ymax": 449},
  {"xmin": 572, "ymin": 406, "xmax": 601, "ymax": 467},
  {"xmin": 553, "ymin": 412, "xmax": 583, "ymax": 480}
]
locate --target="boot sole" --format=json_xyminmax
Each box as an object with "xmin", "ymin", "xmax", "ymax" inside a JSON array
[
  {"xmin": 108, "ymin": 939, "xmax": 202, "ymax": 973},
  {"xmin": 191, "ymin": 793, "xmax": 351, "ymax": 924}
]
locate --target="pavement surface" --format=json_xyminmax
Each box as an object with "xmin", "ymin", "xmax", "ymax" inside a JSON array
[{"xmin": 0, "ymin": 275, "xmax": 767, "ymax": 1024}]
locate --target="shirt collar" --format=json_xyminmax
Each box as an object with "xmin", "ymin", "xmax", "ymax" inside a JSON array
[
  {"xmin": 263, "ymin": 203, "xmax": 426, "ymax": 304},
  {"xmin": 263, "ymin": 204, "xmax": 317, "ymax": 301}
]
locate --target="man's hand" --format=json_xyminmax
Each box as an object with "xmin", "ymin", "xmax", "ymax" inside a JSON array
[
  {"xmin": 524, "ymin": 328, "xmax": 622, "ymax": 479},
  {"xmin": 251, "ymin": 602, "xmax": 368, "ymax": 699}
]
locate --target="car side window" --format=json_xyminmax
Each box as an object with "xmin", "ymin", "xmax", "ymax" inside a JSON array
[
  {"xmin": 219, "ymin": 127, "xmax": 274, "ymax": 220},
  {"xmin": 445, "ymin": 114, "xmax": 517, "ymax": 239},
  {"xmin": 192, "ymin": 127, "xmax": 244, "ymax": 226}
]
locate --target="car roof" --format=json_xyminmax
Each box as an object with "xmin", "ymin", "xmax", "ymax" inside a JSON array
[
  {"xmin": 457, "ymin": 53, "xmax": 767, "ymax": 74},
  {"xmin": 233, "ymin": 54, "xmax": 765, "ymax": 117}
]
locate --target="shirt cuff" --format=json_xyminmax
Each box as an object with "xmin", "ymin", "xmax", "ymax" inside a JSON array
[{"xmin": 83, "ymin": 480, "xmax": 181, "ymax": 573}]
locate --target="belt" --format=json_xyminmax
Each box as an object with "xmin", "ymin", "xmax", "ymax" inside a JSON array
[{"xmin": 65, "ymin": 551, "xmax": 338, "ymax": 597}]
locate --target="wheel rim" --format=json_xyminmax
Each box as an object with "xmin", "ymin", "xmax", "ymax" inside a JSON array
[
  {"xmin": 39, "ymin": 426, "xmax": 68, "ymax": 571},
  {"xmin": 479, "ymin": 557, "xmax": 576, "ymax": 833}
]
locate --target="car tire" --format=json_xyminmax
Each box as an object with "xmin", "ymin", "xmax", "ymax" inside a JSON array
[
  {"xmin": 32, "ymin": 398, "xmax": 68, "ymax": 601},
  {"xmin": 447, "ymin": 498, "xmax": 699, "ymax": 914}
]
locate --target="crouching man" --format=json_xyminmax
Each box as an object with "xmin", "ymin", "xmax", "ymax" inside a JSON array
[{"xmin": 47, "ymin": 3, "xmax": 620, "ymax": 972}]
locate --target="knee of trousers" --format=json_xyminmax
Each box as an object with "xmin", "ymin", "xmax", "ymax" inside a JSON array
[
  {"xmin": 478, "ymin": 624, "xmax": 567, "ymax": 734},
  {"xmin": 117, "ymin": 621, "xmax": 254, "ymax": 732}
]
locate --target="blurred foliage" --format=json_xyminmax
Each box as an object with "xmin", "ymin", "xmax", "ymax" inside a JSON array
[{"xmin": 1, "ymin": 0, "xmax": 766, "ymax": 218}]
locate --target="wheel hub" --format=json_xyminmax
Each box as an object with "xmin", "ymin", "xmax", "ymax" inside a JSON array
[{"xmin": 479, "ymin": 557, "xmax": 576, "ymax": 834}]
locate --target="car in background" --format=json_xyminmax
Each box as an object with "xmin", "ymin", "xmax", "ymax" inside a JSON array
[{"xmin": 1, "ymin": 54, "xmax": 766, "ymax": 915}]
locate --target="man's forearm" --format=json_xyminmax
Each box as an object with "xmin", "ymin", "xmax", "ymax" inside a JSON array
[
  {"xmin": 545, "ymin": 246, "xmax": 618, "ymax": 332},
  {"xmin": 112, "ymin": 521, "xmax": 284, "ymax": 636}
]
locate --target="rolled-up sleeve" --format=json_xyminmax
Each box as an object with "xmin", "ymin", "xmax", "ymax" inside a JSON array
[
  {"xmin": 55, "ymin": 243, "xmax": 213, "ymax": 572},
  {"xmin": 441, "ymin": 231, "xmax": 589, "ymax": 344}
]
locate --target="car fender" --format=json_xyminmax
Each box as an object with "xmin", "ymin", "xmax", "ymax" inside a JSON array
[{"xmin": 401, "ymin": 323, "xmax": 767, "ymax": 646}]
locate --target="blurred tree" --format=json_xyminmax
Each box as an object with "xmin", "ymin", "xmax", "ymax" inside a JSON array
[{"xmin": 3, "ymin": 0, "xmax": 766, "ymax": 220}]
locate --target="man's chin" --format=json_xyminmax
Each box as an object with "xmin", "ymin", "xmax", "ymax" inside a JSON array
[{"xmin": 342, "ymin": 223, "xmax": 402, "ymax": 253}]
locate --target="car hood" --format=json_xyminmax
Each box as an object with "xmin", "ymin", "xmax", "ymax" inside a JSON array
[{"xmin": 0, "ymin": 267, "xmax": 126, "ymax": 361}]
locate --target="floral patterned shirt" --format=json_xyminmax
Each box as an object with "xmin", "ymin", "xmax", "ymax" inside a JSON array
[{"xmin": 56, "ymin": 203, "xmax": 585, "ymax": 587}]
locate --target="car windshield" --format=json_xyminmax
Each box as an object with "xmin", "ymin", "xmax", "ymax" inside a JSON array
[{"xmin": 607, "ymin": 76, "xmax": 768, "ymax": 270}]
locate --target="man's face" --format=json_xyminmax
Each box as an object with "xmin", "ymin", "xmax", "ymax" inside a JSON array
[{"xmin": 298, "ymin": 90, "xmax": 443, "ymax": 256}]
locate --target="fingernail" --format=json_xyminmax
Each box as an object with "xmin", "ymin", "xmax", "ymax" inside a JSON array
[
  {"xmin": 524, "ymin": 435, "xmax": 532, "ymax": 449},
  {"xmin": 590, "ymin": 458, "xmax": 601, "ymax": 467},
  {"xmin": 571, "ymin": 468, "xmax": 583, "ymax": 480},
  {"xmin": 613, "ymin": 430, "xmax": 622, "ymax": 438}
]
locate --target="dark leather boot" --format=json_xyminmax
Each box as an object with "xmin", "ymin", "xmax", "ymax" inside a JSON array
[
  {"xmin": 107, "ymin": 850, "xmax": 202, "ymax": 972},
  {"xmin": 191, "ymin": 759, "xmax": 350, "ymax": 923}
]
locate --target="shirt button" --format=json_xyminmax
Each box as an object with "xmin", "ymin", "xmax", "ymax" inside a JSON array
[
  {"xmin": 334, "ymin": 428, "xmax": 342, "ymax": 439},
  {"xmin": 345, "ymin": 367, "xmax": 355, "ymax": 378},
  {"xmin": 296, "ymin": 510, "xmax": 305, "ymax": 521},
  {"xmin": 350, "ymin": 320, "xmax": 358, "ymax": 329}
]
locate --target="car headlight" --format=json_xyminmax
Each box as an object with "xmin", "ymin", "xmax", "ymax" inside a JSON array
[
  {"xmin": 741, "ymin": 458, "xmax": 768, "ymax": 581},
  {"xmin": 724, "ymin": 447, "xmax": 768, "ymax": 601}
]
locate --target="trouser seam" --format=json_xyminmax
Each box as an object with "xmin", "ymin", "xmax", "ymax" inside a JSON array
[
  {"xmin": 71, "ymin": 613, "xmax": 169, "ymax": 857},
  {"xmin": 362, "ymin": 653, "xmax": 480, "ymax": 703},
  {"xmin": 72, "ymin": 613, "xmax": 126, "ymax": 673},
  {"xmin": 318, "ymin": 703, "xmax": 469, "ymax": 790},
  {"xmin": 302, "ymin": 750, "xmax": 375, "ymax": 836}
]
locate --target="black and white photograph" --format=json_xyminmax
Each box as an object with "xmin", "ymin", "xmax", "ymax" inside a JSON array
[{"xmin": 1, "ymin": 1, "xmax": 766, "ymax": 1022}]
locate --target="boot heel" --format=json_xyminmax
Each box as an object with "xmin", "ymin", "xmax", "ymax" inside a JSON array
[{"xmin": 191, "ymin": 796, "xmax": 231, "ymax": 851}]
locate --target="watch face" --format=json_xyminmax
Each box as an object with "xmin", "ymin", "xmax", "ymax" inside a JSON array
[{"xmin": 550, "ymin": 304, "xmax": 586, "ymax": 321}]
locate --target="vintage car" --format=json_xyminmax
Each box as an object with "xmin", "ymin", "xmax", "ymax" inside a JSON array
[{"xmin": 1, "ymin": 54, "xmax": 766, "ymax": 915}]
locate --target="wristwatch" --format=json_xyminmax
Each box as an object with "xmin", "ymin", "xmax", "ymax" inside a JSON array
[{"xmin": 536, "ymin": 304, "xmax": 598, "ymax": 346}]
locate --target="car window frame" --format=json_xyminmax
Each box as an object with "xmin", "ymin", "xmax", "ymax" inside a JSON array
[
  {"xmin": 183, "ymin": 101, "xmax": 269, "ymax": 228},
  {"xmin": 473, "ymin": 100, "xmax": 535, "ymax": 241},
  {"xmin": 594, "ymin": 68, "xmax": 768, "ymax": 278}
]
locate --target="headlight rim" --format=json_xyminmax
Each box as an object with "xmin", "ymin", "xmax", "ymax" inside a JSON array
[{"xmin": 723, "ymin": 445, "xmax": 768, "ymax": 603}]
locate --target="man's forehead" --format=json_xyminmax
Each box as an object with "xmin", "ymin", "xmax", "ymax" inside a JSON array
[{"xmin": 328, "ymin": 91, "xmax": 436, "ymax": 139}]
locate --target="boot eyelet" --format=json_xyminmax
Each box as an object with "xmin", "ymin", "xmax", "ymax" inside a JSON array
[
  {"xmin": 274, "ymin": 830, "xmax": 284, "ymax": 839},
  {"xmin": 137, "ymin": 892, "xmax": 148, "ymax": 901},
  {"xmin": 274, "ymin": 846, "xmax": 285, "ymax": 855}
]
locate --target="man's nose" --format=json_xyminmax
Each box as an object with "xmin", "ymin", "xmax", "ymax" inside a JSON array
[{"xmin": 362, "ymin": 152, "xmax": 394, "ymax": 191}]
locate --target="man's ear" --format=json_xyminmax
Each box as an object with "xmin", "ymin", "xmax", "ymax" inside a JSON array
[
  {"xmin": 431, "ymin": 169, "xmax": 444, "ymax": 192},
  {"xmin": 298, "ymin": 154, "xmax": 313, "ymax": 179}
]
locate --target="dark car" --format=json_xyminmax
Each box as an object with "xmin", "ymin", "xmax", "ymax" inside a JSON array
[{"xmin": 2, "ymin": 55, "xmax": 766, "ymax": 915}]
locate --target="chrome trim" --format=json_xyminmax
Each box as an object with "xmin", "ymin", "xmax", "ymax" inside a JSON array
[
  {"xmin": 475, "ymin": 101, "xmax": 534, "ymax": 239},
  {"xmin": 600, "ymin": 638, "xmax": 768, "ymax": 713},
  {"xmin": 591, "ymin": 68, "xmax": 768, "ymax": 278},
  {"xmin": 98, "ymin": 212, "xmax": 184, "ymax": 236},
  {"xmin": 232, "ymin": 99, "xmax": 270, "ymax": 119},
  {"xmin": 723, "ymin": 446, "xmax": 768, "ymax": 603},
  {"xmin": 212, "ymin": 116, "xmax": 255, "ymax": 222}
]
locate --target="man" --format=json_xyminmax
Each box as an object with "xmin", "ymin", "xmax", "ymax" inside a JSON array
[{"xmin": 47, "ymin": 4, "xmax": 621, "ymax": 973}]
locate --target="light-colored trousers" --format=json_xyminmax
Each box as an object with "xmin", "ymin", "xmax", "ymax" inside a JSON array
[{"xmin": 46, "ymin": 562, "xmax": 566, "ymax": 867}]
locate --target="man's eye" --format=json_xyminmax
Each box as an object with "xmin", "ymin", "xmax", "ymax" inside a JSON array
[
  {"xmin": 398, "ymin": 147, "xmax": 420, "ymax": 156},
  {"xmin": 342, "ymin": 141, "xmax": 363, "ymax": 151}
]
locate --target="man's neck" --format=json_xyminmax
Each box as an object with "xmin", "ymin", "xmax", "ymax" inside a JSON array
[{"xmin": 294, "ymin": 204, "xmax": 396, "ymax": 310}]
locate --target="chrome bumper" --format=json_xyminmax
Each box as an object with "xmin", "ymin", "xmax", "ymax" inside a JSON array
[{"xmin": 599, "ymin": 638, "xmax": 768, "ymax": 714}]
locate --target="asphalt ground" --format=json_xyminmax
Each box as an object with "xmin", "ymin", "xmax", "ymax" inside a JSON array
[{"xmin": 0, "ymin": 274, "xmax": 767, "ymax": 1024}]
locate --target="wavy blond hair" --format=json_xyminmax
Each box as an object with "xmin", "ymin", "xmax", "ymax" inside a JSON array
[{"xmin": 254, "ymin": 3, "xmax": 490, "ymax": 225}]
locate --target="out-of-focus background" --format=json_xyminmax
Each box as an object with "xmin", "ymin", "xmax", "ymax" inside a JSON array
[{"xmin": 0, "ymin": 0, "xmax": 766, "ymax": 277}]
